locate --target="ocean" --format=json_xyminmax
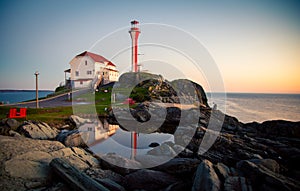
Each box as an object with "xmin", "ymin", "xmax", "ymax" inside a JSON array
[
  {"xmin": 0, "ymin": 90, "xmax": 299, "ymax": 123},
  {"xmin": 207, "ymin": 93, "xmax": 300, "ymax": 123},
  {"xmin": 0, "ymin": 90, "xmax": 54, "ymax": 104}
]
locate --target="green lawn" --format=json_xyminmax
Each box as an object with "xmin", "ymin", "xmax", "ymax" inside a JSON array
[
  {"xmin": 0, "ymin": 90, "xmax": 113, "ymax": 124},
  {"xmin": 0, "ymin": 106, "xmax": 73, "ymax": 124}
]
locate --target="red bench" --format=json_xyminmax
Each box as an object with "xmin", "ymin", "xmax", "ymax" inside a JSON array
[
  {"xmin": 7, "ymin": 108, "xmax": 27, "ymax": 119},
  {"xmin": 123, "ymin": 98, "xmax": 135, "ymax": 105}
]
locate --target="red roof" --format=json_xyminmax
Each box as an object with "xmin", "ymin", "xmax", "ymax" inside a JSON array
[
  {"xmin": 76, "ymin": 51, "xmax": 112, "ymax": 64},
  {"xmin": 107, "ymin": 61, "xmax": 116, "ymax": 67}
]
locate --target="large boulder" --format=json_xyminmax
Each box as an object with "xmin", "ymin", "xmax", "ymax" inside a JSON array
[
  {"xmin": 0, "ymin": 135, "xmax": 99, "ymax": 191},
  {"xmin": 237, "ymin": 160, "xmax": 300, "ymax": 191},
  {"xmin": 17, "ymin": 121, "xmax": 59, "ymax": 140},
  {"xmin": 3, "ymin": 118, "xmax": 21, "ymax": 130},
  {"xmin": 115, "ymin": 72, "xmax": 209, "ymax": 106},
  {"xmin": 56, "ymin": 129, "xmax": 86, "ymax": 147},
  {"xmin": 214, "ymin": 162, "xmax": 231, "ymax": 181},
  {"xmin": 192, "ymin": 159, "xmax": 221, "ymax": 191},
  {"xmin": 0, "ymin": 118, "xmax": 21, "ymax": 136},
  {"xmin": 171, "ymin": 79, "xmax": 209, "ymax": 107}
]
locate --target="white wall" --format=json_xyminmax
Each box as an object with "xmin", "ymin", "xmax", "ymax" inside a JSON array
[
  {"xmin": 73, "ymin": 80, "xmax": 92, "ymax": 88},
  {"xmin": 70, "ymin": 56, "xmax": 95, "ymax": 81}
]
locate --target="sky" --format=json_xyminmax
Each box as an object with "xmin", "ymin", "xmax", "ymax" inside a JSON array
[{"xmin": 0, "ymin": 0, "xmax": 299, "ymax": 93}]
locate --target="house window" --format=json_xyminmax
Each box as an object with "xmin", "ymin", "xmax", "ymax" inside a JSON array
[
  {"xmin": 80, "ymin": 81, "xmax": 83, "ymax": 85},
  {"xmin": 103, "ymin": 72, "xmax": 105, "ymax": 75},
  {"xmin": 87, "ymin": 71, "xmax": 92, "ymax": 75},
  {"xmin": 75, "ymin": 71, "xmax": 79, "ymax": 76},
  {"xmin": 88, "ymin": 127, "xmax": 93, "ymax": 131},
  {"xmin": 85, "ymin": 60, "xmax": 87, "ymax": 65}
]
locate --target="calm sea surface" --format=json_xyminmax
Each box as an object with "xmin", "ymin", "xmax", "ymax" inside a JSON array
[
  {"xmin": 207, "ymin": 93, "xmax": 300, "ymax": 123},
  {"xmin": 0, "ymin": 90, "xmax": 53, "ymax": 104}
]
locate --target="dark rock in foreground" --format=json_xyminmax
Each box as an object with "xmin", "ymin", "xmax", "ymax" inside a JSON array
[
  {"xmin": 124, "ymin": 169, "xmax": 180, "ymax": 191},
  {"xmin": 0, "ymin": 109, "xmax": 300, "ymax": 191}
]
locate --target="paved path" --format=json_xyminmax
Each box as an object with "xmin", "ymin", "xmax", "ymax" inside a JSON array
[{"xmin": 0, "ymin": 89, "xmax": 90, "ymax": 108}]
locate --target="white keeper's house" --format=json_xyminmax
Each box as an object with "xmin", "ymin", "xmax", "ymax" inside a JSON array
[{"xmin": 66, "ymin": 51, "xmax": 119, "ymax": 89}]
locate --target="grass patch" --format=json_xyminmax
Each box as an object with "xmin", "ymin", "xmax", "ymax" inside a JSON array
[
  {"xmin": 0, "ymin": 97, "xmax": 111, "ymax": 124},
  {"xmin": 0, "ymin": 106, "xmax": 73, "ymax": 123}
]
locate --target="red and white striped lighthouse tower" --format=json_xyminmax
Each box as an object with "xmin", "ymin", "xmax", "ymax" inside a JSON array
[{"xmin": 129, "ymin": 20, "xmax": 141, "ymax": 72}]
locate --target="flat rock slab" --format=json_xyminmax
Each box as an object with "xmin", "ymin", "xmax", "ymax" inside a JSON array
[{"xmin": 0, "ymin": 135, "xmax": 99, "ymax": 191}]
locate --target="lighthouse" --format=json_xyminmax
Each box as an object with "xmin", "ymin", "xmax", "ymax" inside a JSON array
[{"xmin": 129, "ymin": 20, "xmax": 141, "ymax": 72}]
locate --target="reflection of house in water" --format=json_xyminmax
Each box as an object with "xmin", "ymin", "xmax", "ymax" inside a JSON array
[{"xmin": 79, "ymin": 120, "xmax": 118, "ymax": 145}]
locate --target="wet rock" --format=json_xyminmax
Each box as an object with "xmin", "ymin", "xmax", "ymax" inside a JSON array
[
  {"xmin": 192, "ymin": 159, "xmax": 221, "ymax": 191},
  {"xmin": 244, "ymin": 120, "xmax": 300, "ymax": 138},
  {"xmin": 18, "ymin": 121, "xmax": 59, "ymax": 140},
  {"xmin": 224, "ymin": 176, "xmax": 252, "ymax": 191},
  {"xmin": 214, "ymin": 162, "xmax": 230, "ymax": 181},
  {"xmin": 237, "ymin": 160, "xmax": 300, "ymax": 191},
  {"xmin": 99, "ymin": 153, "xmax": 141, "ymax": 175},
  {"xmin": 222, "ymin": 115, "xmax": 242, "ymax": 133},
  {"xmin": 248, "ymin": 159, "xmax": 280, "ymax": 173},
  {"xmin": 124, "ymin": 169, "xmax": 179, "ymax": 191},
  {"xmin": 153, "ymin": 158, "xmax": 201, "ymax": 175}
]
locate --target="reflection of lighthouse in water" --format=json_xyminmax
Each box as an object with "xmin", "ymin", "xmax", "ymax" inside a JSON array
[{"xmin": 129, "ymin": 20, "xmax": 140, "ymax": 159}]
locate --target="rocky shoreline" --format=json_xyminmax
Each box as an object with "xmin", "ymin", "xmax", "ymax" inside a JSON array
[{"xmin": 0, "ymin": 106, "xmax": 300, "ymax": 191}]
